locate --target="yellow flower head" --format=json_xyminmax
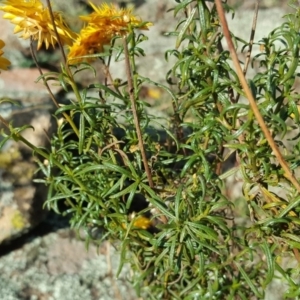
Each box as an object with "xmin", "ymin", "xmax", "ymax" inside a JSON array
[
  {"xmin": 67, "ymin": 25, "xmax": 111, "ymax": 64},
  {"xmin": 0, "ymin": 0, "xmax": 76, "ymax": 49},
  {"xmin": 0, "ymin": 40, "xmax": 11, "ymax": 72},
  {"xmin": 81, "ymin": 2, "xmax": 152, "ymax": 33},
  {"xmin": 132, "ymin": 215, "xmax": 153, "ymax": 230},
  {"xmin": 67, "ymin": 2, "xmax": 152, "ymax": 64},
  {"xmin": 121, "ymin": 215, "xmax": 154, "ymax": 230}
]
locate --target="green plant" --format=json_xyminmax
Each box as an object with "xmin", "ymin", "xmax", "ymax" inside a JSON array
[{"xmin": 1, "ymin": 0, "xmax": 300, "ymax": 299}]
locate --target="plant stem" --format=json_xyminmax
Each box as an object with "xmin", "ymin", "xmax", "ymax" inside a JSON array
[
  {"xmin": 29, "ymin": 41, "xmax": 79, "ymax": 138},
  {"xmin": 215, "ymin": 0, "xmax": 300, "ymax": 193},
  {"xmin": 45, "ymin": 0, "xmax": 67, "ymax": 64},
  {"xmin": 45, "ymin": 0, "xmax": 82, "ymax": 137},
  {"xmin": 122, "ymin": 36, "xmax": 154, "ymax": 189},
  {"xmin": 235, "ymin": 0, "xmax": 259, "ymax": 103}
]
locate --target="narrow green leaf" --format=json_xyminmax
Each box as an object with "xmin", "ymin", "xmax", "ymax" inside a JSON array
[
  {"xmin": 110, "ymin": 181, "xmax": 139, "ymax": 199},
  {"xmin": 260, "ymin": 241, "xmax": 275, "ymax": 286},
  {"xmin": 140, "ymin": 183, "xmax": 175, "ymax": 220},
  {"xmin": 235, "ymin": 263, "xmax": 263, "ymax": 298},
  {"xmin": 88, "ymin": 83, "xmax": 126, "ymax": 101},
  {"xmin": 278, "ymin": 195, "xmax": 300, "ymax": 218},
  {"xmin": 176, "ymin": 7, "xmax": 197, "ymax": 48},
  {"xmin": 78, "ymin": 111, "xmax": 85, "ymax": 154}
]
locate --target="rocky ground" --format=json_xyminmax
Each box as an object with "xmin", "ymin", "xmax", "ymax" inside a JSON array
[
  {"xmin": 0, "ymin": 1, "xmax": 295, "ymax": 299},
  {"xmin": 0, "ymin": 214, "xmax": 138, "ymax": 300}
]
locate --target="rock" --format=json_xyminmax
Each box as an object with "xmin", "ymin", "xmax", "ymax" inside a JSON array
[
  {"xmin": 0, "ymin": 228, "xmax": 138, "ymax": 300},
  {"xmin": 0, "ymin": 67, "xmax": 62, "ymax": 99},
  {"xmin": 0, "ymin": 68, "xmax": 57, "ymax": 244}
]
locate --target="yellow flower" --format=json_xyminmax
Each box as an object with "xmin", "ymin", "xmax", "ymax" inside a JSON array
[
  {"xmin": 132, "ymin": 215, "xmax": 153, "ymax": 230},
  {"xmin": 81, "ymin": 2, "xmax": 152, "ymax": 33},
  {"xmin": 67, "ymin": 2, "xmax": 152, "ymax": 64},
  {"xmin": 68, "ymin": 25, "xmax": 111, "ymax": 64},
  {"xmin": 122, "ymin": 215, "xmax": 154, "ymax": 230},
  {"xmin": 0, "ymin": 0, "xmax": 76, "ymax": 49},
  {"xmin": 0, "ymin": 40, "xmax": 11, "ymax": 72}
]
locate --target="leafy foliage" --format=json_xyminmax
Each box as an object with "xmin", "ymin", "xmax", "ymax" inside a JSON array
[{"xmin": 1, "ymin": 0, "xmax": 300, "ymax": 299}]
